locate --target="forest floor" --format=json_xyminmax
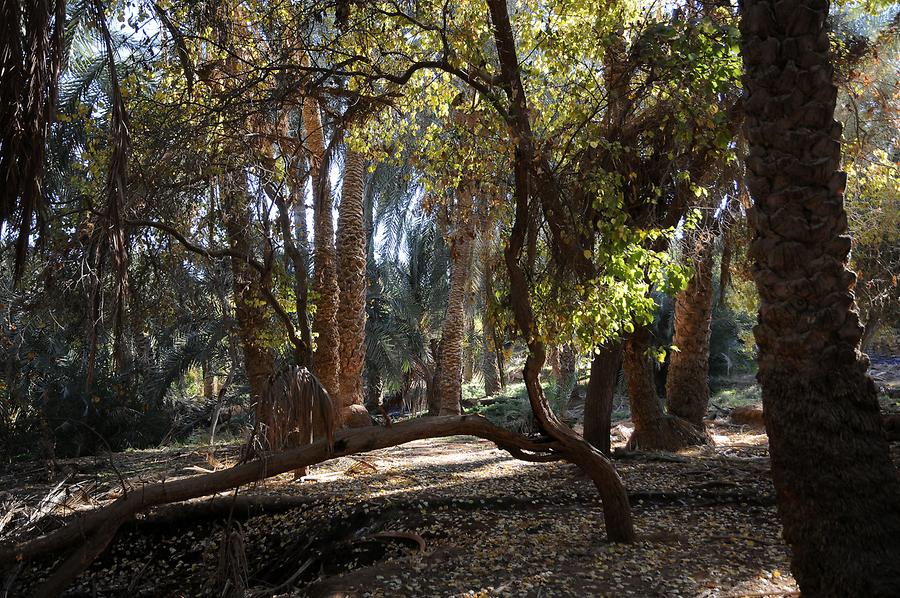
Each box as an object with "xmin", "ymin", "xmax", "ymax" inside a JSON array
[{"xmin": 3, "ymin": 389, "xmax": 899, "ymax": 597}]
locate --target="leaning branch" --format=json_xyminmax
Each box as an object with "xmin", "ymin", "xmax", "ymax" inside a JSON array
[
  {"xmin": 4, "ymin": 416, "xmax": 571, "ymax": 596},
  {"xmin": 127, "ymin": 219, "xmax": 267, "ymax": 273}
]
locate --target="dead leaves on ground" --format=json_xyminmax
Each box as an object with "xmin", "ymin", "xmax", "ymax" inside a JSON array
[{"xmin": 5, "ymin": 425, "xmax": 802, "ymax": 597}]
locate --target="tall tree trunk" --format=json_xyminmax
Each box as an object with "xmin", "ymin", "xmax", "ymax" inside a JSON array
[
  {"xmin": 278, "ymin": 114, "xmax": 313, "ymax": 366},
  {"xmin": 741, "ymin": 2, "xmax": 900, "ymax": 593},
  {"xmin": 480, "ymin": 226, "xmax": 503, "ymax": 396},
  {"xmin": 548, "ymin": 346, "xmax": 561, "ymax": 379},
  {"xmin": 583, "ymin": 341, "xmax": 623, "ymax": 456},
  {"xmin": 437, "ymin": 186, "xmax": 476, "ymax": 416},
  {"xmin": 481, "ymin": 235, "xmax": 502, "ymax": 398},
  {"xmin": 462, "ymin": 311, "xmax": 475, "ymax": 383},
  {"xmin": 427, "ymin": 338, "xmax": 442, "ymax": 416},
  {"xmin": 860, "ymin": 316, "xmax": 882, "ymax": 352},
  {"xmin": 558, "ymin": 344, "xmax": 577, "ymax": 408},
  {"xmin": 303, "ymin": 95, "xmax": 342, "ymax": 411},
  {"xmin": 202, "ymin": 360, "xmax": 216, "ymax": 401},
  {"xmin": 623, "ymin": 327, "xmax": 707, "ymax": 451},
  {"xmin": 482, "ymin": 340, "xmax": 501, "ymax": 396},
  {"xmin": 336, "ymin": 149, "xmax": 368, "ymax": 421},
  {"xmin": 665, "ymin": 232, "xmax": 715, "ymax": 428},
  {"xmin": 486, "ymin": 0, "xmax": 634, "ymax": 542},
  {"xmin": 221, "ymin": 175, "xmax": 275, "ymax": 425}
]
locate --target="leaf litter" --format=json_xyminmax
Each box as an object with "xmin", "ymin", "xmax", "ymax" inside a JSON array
[{"xmin": 3, "ymin": 421, "xmax": 868, "ymax": 597}]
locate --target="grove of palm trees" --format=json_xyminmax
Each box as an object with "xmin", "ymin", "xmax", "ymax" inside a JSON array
[{"xmin": 1, "ymin": 0, "xmax": 898, "ymax": 596}]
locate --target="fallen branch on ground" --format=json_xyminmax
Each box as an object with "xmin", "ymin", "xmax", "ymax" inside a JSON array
[{"xmin": 1, "ymin": 414, "xmax": 633, "ymax": 597}]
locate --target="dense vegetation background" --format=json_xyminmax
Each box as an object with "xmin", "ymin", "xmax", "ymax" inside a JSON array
[{"xmin": 0, "ymin": 0, "xmax": 898, "ymax": 595}]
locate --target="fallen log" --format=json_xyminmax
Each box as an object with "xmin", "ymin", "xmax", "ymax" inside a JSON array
[{"xmin": 2, "ymin": 414, "xmax": 633, "ymax": 597}]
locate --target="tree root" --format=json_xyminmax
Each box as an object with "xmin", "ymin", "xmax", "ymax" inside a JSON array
[
  {"xmin": 626, "ymin": 415, "xmax": 711, "ymax": 452},
  {"xmin": 1, "ymin": 415, "xmax": 634, "ymax": 597}
]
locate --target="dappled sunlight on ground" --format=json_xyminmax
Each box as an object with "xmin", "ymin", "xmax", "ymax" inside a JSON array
[{"xmin": 0, "ymin": 421, "xmax": 822, "ymax": 597}]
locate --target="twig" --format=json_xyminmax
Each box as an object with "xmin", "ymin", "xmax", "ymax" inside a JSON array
[
  {"xmin": 248, "ymin": 556, "xmax": 316, "ymax": 598},
  {"xmin": 371, "ymin": 531, "xmax": 426, "ymax": 553}
]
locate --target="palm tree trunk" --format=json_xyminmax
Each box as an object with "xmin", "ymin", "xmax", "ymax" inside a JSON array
[
  {"xmin": 665, "ymin": 233, "xmax": 715, "ymax": 428},
  {"xmin": 437, "ymin": 185, "xmax": 475, "ymax": 416},
  {"xmin": 336, "ymin": 149, "xmax": 368, "ymax": 423},
  {"xmin": 741, "ymin": 2, "xmax": 900, "ymax": 593},
  {"xmin": 583, "ymin": 341, "xmax": 623, "ymax": 456},
  {"xmin": 302, "ymin": 95, "xmax": 342, "ymax": 412},
  {"xmin": 623, "ymin": 327, "xmax": 707, "ymax": 451}
]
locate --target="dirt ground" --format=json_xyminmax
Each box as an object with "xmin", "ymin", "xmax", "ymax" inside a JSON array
[{"xmin": 2, "ymin": 416, "xmax": 896, "ymax": 597}]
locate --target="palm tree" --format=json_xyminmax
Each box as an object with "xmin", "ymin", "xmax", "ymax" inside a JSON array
[
  {"xmin": 0, "ymin": 0, "xmax": 66, "ymax": 279},
  {"xmin": 436, "ymin": 184, "xmax": 476, "ymax": 416},
  {"xmin": 303, "ymin": 95, "xmax": 342, "ymax": 408},
  {"xmin": 741, "ymin": 1, "xmax": 900, "ymax": 593},
  {"xmin": 622, "ymin": 325, "xmax": 706, "ymax": 451},
  {"xmin": 336, "ymin": 148, "xmax": 368, "ymax": 422},
  {"xmin": 365, "ymin": 217, "xmax": 450, "ymax": 413},
  {"xmin": 665, "ymin": 226, "xmax": 716, "ymax": 428}
]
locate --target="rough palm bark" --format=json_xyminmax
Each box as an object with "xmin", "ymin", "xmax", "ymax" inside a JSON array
[
  {"xmin": 583, "ymin": 341, "xmax": 623, "ymax": 456},
  {"xmin": 437, "ymin": 186, "xmax": 475, "ymax": 416},
  {"xmin": 335, "ymin": 149, "xmax": 368, "ymax": 423},
  {"xmin": 665, "ymin": 230, "xmax": 716, "ymax": 428},
  {"xmin": 741, "ymin": 1, "xmax": 900, "ymax": 594},
  {"xmin": 623, "ymin": 327, "xmax": 708, "ymax": 451},
  {"xmin": 303, "ymin": 95, "xmax": 342, "ymax": 411}
]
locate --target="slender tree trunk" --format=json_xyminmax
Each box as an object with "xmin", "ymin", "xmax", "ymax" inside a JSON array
[
  {"xmin": 202, "ymin": 360, "xmax": 215, "ymax": 401},
  {"xmin": 548, "ymin": 346, "xmax": 561, "ymax": 379},
  {"xmin": 623, "ymin": 327, "xmax": 707, "ymax": 451},
  {"xmin": 860, "ymin": 316, "xmax": 882, "ymax": 352},
  {"xmin": 221, "ymin": 175, "xmax": 275, "ymax": 424},
  {"xmin": 462, "ymin": 311, "xmax": 475, "ymax": 383},
  {"xmin": 480, "ymin": 228, "xmax": 503, "ymax": 396},
  {"xmin": 482, "ymin": 340, "xmax": 501, "ymax": 396},
  {"xmin": 437, "ymin": 186, "xmax": 475, "ymax": 416},
  {"xmin": 278, "ymin": 115, "xmax": 313, "ymax": 366},
  {"xmin": 423, "ymin": 338, "xmax": 440, "ymax": 415},
  {"xmin": 336, "ymin": 149, "xmax": 368, "ymax": 422},
  {"xmin": 303, "ymin": 95, "xmax": 342, "ymax": 411},
  {"xmin": 558, "ymin": 344, "xmax": 577, "ymax": 407},
  {"xmin": 583, "ymin": 341, "xmax": 623, "ymax": 456},
  {"xmin": 481, "ymin": 238, "xmax": 502, "ymax": 398},
  {"xmin": 485, "ymin": 0, "xmax": 634, "ymax": 543},
  {"xmin": 665, "ymin": 233, "xmax": 715, "ymax": 428},
  {"xmin": 741, "ymin": 2, "xmax": 900, "ymax": 593}
]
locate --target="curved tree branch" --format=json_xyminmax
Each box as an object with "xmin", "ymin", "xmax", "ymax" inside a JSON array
[{"xmin": 3, "ymin": 415, "xmax": 581, "ymax": 595}]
